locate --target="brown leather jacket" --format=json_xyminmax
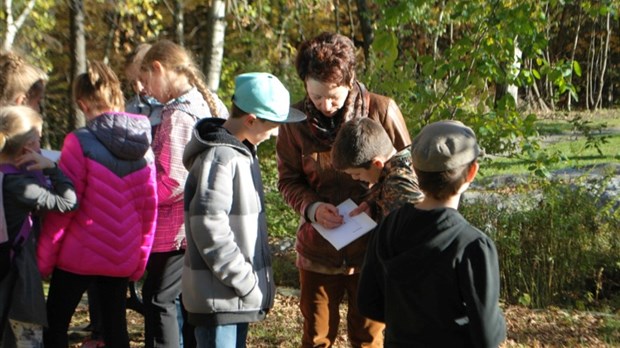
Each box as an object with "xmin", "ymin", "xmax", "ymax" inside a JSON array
[{"xmin": 276, "ymin": 91, "xmax": 411, "ymax": 272}]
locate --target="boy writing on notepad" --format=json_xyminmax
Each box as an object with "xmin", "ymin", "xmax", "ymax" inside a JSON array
[{"xmin": 331, "ymin": 117, "xmax": 423, "ymax": 221}]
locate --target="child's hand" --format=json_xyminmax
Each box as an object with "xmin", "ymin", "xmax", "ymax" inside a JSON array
[
  {"xmin": 16, "ymin": 148, "xmax": 54, "ymax": 171},
  {"xmin": 315, "ymin": 203, "xmax": 343, "ymax": 229},
  {"xmin": 349, "ymin": 201, "xmax": 371, "ymax": 218}
]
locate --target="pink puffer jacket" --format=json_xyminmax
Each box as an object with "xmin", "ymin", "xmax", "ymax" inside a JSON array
[{"xmin": 37, "ymin": 112, "xmax": 157, "ymax": 281}]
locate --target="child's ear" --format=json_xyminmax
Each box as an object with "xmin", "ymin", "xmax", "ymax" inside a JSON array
[
  {"xmin": 14, "ymin": 94, "xmax": 27, "ymax": 106},
  {"xmin": 466, "ymin": 161, "xmax": 479, "ymax": 183},
  {"xmin": 76, "ymin": 99, "xmax": 88, "ymax": 113},
  {"xmin": 371, "ymin": 157, "xmax": 385, "ymax": 169},
  {"xmin": 243, "ymin": 114, "xmax": 257, "ymax": 127},
  {"xmin": 151, "ymin": 61, "xmax": 164, "ymax": 73}
]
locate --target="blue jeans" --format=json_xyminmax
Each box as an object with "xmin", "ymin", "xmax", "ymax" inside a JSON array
[{"xmin": 195, "ymin": 323, "xmax": 249, "ymax": 348}]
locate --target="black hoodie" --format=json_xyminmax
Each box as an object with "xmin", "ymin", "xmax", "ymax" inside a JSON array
[{"xmin": 357, "ymin": 203, "xmax": 506, "ymax": 347}]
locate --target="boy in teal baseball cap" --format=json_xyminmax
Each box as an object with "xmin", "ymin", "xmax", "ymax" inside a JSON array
[{"xmin": 181, "ymin": 72, "xmax": 304, "ymax": 348}]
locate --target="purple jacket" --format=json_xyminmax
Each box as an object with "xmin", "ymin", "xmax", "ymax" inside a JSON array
[{"xmin": 37, "ymin": 112, "xmax": 157, "ymax": 281}]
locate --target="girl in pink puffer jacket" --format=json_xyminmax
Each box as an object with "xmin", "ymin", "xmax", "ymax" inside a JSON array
[{"xmin": 37, "ymin": 61, "xmax": 157, "ymax": 348}]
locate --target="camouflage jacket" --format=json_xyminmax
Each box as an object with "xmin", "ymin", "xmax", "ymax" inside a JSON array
[{"xmin": 367, "ymin": 147, "xmax": 424, "ymax": 220}]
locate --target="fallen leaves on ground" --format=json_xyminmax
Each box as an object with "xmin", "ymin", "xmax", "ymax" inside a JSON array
[{"xmin": 67, "ymin": 291, "xmax": 619, "ymax": 347}]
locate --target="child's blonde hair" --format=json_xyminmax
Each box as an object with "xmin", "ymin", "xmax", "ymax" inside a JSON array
[
  {"xmin": 0, "ymin": 105, "xmax": 43, "ymax": 159},
  {"xmin": 73, "ymin": 60, "xmax": 125, "ymax": 112},
  {"xmin": 0, "ymin": 51, "xmax": 47, "ymax": 106},
  {"xmin": 140, "ymin": 40, "xmax": 219, "ymax": 117}
]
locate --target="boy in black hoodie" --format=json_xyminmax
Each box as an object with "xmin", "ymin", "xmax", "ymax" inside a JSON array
[{"xmin": 357, "ymin": 120, "xmax": 506, "ymax": 347}]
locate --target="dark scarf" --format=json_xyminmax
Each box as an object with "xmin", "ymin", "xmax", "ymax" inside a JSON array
[{"xmin": 304, "ymin": 81, "xmax": 370, "ymax": 147}]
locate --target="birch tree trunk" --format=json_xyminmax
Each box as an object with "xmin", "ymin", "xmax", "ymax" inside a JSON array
[
  {"xmin": 2, "ymin": 0, "xmax": 36, "ymax": 51},
  {"xmin": 70, "ymin": 0, "xmax": 86, "ymax": 129},
  {"xmin": 202, "ymin": 0, "xmax": 226, "ymax": 92},
  {"xmin": 594, "ymin": 11, "xmax": 611, "ymax": 109},
  {"xmin": 567, "ymin": 7, "xmax": 582, "ymax": 112},
  {"xmin": 586, "ymin": 34, "xmax": 594, "ymax": 110}
]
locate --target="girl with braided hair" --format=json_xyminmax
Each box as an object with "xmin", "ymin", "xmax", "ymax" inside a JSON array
[
  {"xmin": 0, "ymin": 51, "xmax": 47, "ymax": 110},
  {"xmin": 139, "ymin": 39, "xmax": 228, "ymax": 347}
]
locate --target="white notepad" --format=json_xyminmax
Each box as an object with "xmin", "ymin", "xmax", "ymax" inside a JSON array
[
  {"xmin": 312, "ymin": 199, "xmax": 377, "ymax": 250},
  {"xmin": 41, "ymin": 149, "xmax": 61, "ymax": 162}
]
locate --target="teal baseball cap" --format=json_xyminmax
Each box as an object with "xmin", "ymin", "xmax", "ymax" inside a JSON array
[{"xmin": 232, "ymin": 72, "xmax": 306, "ymax": 123}]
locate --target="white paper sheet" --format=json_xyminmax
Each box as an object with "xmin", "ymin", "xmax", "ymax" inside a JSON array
[
  {"xmin": 312, "ymin": 198, "xmax": 377, "ymax": 250},
  {"xmin": 41, "ymin": 149, "xmax": 61, "ymax": 162}
]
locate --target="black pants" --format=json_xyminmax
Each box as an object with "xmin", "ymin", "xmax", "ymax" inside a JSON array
[
  {"xmin": 44, "ymin": 268, "xmax": 129, "ymax": 348},
  {"xmin": 143, "ymin": 250, "xmax": 195, "ymax": 348}
]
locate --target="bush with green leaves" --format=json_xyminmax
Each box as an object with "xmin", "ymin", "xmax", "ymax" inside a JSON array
[{"xmin": 462, "ymin": 175, "xmax": 620, "ymax": 309}]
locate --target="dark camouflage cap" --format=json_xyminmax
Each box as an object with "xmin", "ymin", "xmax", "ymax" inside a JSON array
[{"xmin": 411, "ymin": 120, "xmax": 480, "ymax": 172}]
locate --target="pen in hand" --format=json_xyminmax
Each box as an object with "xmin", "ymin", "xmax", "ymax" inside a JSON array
[{"xmin": 316, "ymin": 203, "xmax": 344, "ymax": 229}]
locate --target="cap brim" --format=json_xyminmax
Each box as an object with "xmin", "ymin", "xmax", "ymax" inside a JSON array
[{"xmin": 278, "ymin": 107, "xmax": 306, "ymax": 123}]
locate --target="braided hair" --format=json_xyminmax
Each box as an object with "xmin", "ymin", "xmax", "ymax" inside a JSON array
[
  {"xmin": 140, "ymin": 40, "xmax": 219, "ymax": 117},
  {"xmin": 0, "ymin": 51, "xmax": 47, "ymax": 106}
]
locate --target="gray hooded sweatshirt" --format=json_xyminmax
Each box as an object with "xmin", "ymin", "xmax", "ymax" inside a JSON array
[{"xmin": 181, "ymin": 117, "xmax": 275, "ymax": 326}]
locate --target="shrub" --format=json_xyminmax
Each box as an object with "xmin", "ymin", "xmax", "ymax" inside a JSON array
[
  {"xmin": 461, "ymin": 175, "xmax": 620, "ymax": 308},
  {"xmin": 259, "ymin": 137, "xmax": 300, "ymax": 239}
]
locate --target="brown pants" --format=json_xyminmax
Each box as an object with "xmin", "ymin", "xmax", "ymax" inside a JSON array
[{"xmin": 299, "ymin": 269, "xmax": 384, "ymax": 348}]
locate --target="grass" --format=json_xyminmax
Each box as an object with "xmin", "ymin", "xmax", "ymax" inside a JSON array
[{"xmin": 479, "ymin": 110, "xmax": 620, "ymax": 177}]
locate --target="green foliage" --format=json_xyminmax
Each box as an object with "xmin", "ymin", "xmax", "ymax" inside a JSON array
[
  {"xmin": 2, "ymin": 0, "xmax": 56, "ymax": 70},
  {"xmin": 258, "ymin": 137, "xmax": 298, "ymax": 239},
  {"xmin": 258, "ymin": 137, "xmax": 300, "ymax": 288},
  {"xmin": 365, "ymin": 0, "xmax": 589, "ymax": 177},
  {"xmin": 569, "ymin": 116, "xmax": 610, "ymax": 156},
  {"xmin": 462, "ymin": 176, "xmax": 620, "ymax": 308}
]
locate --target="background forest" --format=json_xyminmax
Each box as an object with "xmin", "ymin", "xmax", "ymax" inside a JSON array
[
  {"xmin": 3, "ymin": 0, "xmax": 620, "ymax": 318},
  {"xmin": 2, "ymin": 0, "xmax": 619, "ymax": 157}
]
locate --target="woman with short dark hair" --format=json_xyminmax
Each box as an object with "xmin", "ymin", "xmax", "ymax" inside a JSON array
[{"xmin": 276, "ymin": 32, "xmax": 412, "ymax": 348}]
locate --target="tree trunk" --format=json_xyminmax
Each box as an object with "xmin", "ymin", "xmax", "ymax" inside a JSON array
[
  {"xmin": 356, "ymin": 0, "xmax": 373, "ymax": 64},
  {"xmin": 70, "ymin": 0, "xmax": 86, "ymax": 129},
  {"xmin": 542, "ymin": 2, "xmax": 554, "ymax": 111},
  {"xmin": 174, "ymin": 0, "xmax": 184, "ymax": 46},
  {"xmin": 586, "ymin": 33, "xmax": 594, "ymax": 110},
  {"xmin": 594, "ymin": 11, "xmax": 611, "ymax": 109},
  {"xmin": 102, "ymin": 10, "xmax": 119, "ymax": 65},
  {"xmin": 202, "ymin": 0, "xmax": 226, "ymax": 92},
  {"xmin": 586, "ymin": 15, "xmax": 600, "ymax": 110},
  {"xmin": 334, "ymin": 0, "xmax": 340, "ymax": 33},
  {"xmin": 544, "ymin": 49, "xmax": 555, "ymax": 111},
  {"xmin": 525, "ymin": 58, "xmax": 549, "ymax": 112},
  {"xmin": 506, "ymin": 45, "xmax": 521, "ymax": 107},
  {"xmin": 346, "ymin": 0, "xmax": 355, "ymax": 37},
  {"xmin": 2, "ymin": 0, "xmax": 36, "ymax": 51},
  {"xmin": 567, "ymin": 6, "xmax": 582, "ymax": 112}
]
